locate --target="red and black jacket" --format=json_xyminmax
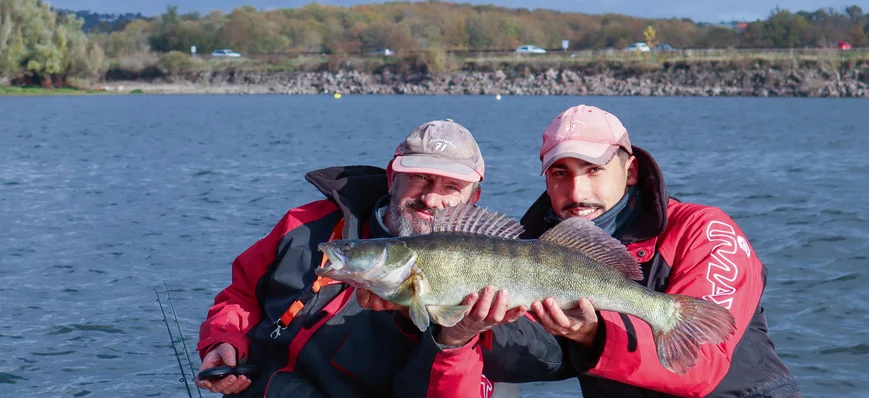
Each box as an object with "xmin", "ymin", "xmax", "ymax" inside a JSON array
[
  {"xmin": 197, "ymin": 165, "xmax": 567, "ymax": 397},
  {"xmin": 519, "ymin": 147, "xmax": 800, "ymax": 398}
]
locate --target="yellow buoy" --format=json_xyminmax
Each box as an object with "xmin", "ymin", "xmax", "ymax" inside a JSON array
[{"xmin": 334, "ymin": 93, "xmax": 342, "ymax": 99}]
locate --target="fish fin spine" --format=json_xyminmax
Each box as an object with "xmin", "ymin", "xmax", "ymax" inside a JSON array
[{"xmin": 539, "ymin": 217, "xmax": 643, "ymax": 281}]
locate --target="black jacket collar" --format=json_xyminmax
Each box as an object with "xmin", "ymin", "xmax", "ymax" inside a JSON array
[{"xmin": 305, "ymin": 165, "xmax": 389, "ymax": 239}]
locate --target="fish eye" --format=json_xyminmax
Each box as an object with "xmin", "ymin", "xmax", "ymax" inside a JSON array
[{"xmin": 341, "ymin": 243, "xmax": 352, "ymax": 252}]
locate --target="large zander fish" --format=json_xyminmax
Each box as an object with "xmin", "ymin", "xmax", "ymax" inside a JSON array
[{"xmin": 316, "ymin": 204, "xmax": 736, "ymax": 374}]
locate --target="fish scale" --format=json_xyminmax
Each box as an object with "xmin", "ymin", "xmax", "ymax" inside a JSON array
[{"xmin": 408, "ymin": 233, "xmax": 661, "ymax": 317}]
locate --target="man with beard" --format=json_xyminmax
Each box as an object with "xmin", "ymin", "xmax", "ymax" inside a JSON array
[
  {"xmin": 520, "ymin": 105, "xmax": 799, "ymax": 397},
  {"xmin": 194, "ymin": 119, "xmax": 549, "ymax": 397}
]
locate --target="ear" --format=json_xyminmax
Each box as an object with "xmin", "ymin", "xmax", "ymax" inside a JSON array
[
  {"xmin": 469, "ymin": 185, "xmax": 481, "ymax": 205},
  {"xmin": 626, "ymin": 156, "xmax": 639, "ymax": 186},
  {"xmin": 386, "ymin": 161, "xmax": 396, "ymax": 193}
]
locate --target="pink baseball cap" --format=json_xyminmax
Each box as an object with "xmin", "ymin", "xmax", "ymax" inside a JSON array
[
  {"xmin": 539, "ymin": 105, "xmax": 633, "ymax": 174},
  {"xmin": 392, "ymin": 119, "xmax": 485, "ymax": 182}
]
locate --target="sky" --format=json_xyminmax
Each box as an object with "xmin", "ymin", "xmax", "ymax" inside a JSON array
[{"xmin": 48, "ymin": 0, "xmax": 862, "ymax": 23}]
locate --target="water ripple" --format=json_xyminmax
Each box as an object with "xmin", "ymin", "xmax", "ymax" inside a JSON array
[
  {"xmin": 820, "ymin": 344, "xmax": 869, "ymax": 356},
  {"xmin": 47, "ymin": 325, "xmax": 126, "ymax": 335},
  {"xmin": 0, "ymin": 373, "xmax": 27, "ymax": 384},
  {"xmin": 31, "ymin": 350, "xmax": 75, "ymax": 357}
]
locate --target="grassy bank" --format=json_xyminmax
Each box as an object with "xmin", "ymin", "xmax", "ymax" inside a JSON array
[{"xmin": 0, "ymin": 86, "xmax": 115, "ymax": 96}]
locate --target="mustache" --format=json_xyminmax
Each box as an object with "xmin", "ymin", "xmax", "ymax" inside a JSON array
[
  {"xmin": 562, "ymin": 202, "xmax": 604, "ymax": 213},
  {"xmin": 406, "ymin": 200, "xmax": 434, "ymax": 215}
]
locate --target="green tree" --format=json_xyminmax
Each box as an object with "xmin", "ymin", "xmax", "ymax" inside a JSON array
[
  {"xmin": 149, "ymin": 5, "xmax": 183, "ymax": 52},
  {"xmin": 0, "ymin": 0, "xmax": 103, "ymax": 87},
  {"xmin": 218, "ymin": 6, "xmax": 290, "ymax": 53}
]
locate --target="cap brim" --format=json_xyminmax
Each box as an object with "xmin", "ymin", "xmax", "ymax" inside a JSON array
[
  {"xmin": 393, "ymin": 155, "xmax": 482, "ymax": 182},
  {"xmin": 540, "ymin": 141, "xmax": 619, "ymax": 174}
]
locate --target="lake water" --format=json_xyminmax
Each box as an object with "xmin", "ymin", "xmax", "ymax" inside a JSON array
[{"xmin": 1, "ymin": 95, "xmax": 867, "ymax": 397}]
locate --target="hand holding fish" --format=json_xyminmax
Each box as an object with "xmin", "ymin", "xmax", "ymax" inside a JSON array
[
  {"xmin": 357, "ymin": 288, "xmax": 410, "ymax": 318},
  {"xmin": 436, "ymin": 286, "xmax": 528, "ymax": 347},
  {"xmin": 532, "ymin": 297, "xmax": 598, "ymax": 346}
]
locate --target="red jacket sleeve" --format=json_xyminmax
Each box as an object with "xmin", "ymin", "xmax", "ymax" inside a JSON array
[
  {"xmin": 196, "ymin": 200, "xmax": 337, "ymax": 361},
  {"xmin": 393, "ymin": 325, "xmax": 489, "ymax": 397},
  {"xmin": 394, "ymin": 314, "xmax": 568, "ymax": 397},
  {"xmin": 586, "ymin": 205, "xmax": 764, "ymax": 397}
]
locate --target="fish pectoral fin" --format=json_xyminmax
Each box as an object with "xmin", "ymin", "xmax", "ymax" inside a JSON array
[
  {"xmin": 426, "ymin": 304, "xmax": 471, "ymax": 327},
  {"xmin": 409, "ymin": 297, "xmax": 431, "ymax": 332},
  {"xmin": 408, "ymin": 273, "xmax": 431, "ymax": 332}
]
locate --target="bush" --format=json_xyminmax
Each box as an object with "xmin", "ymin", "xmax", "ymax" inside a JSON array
[
  {"xmin": 66, "ymin": 77, "xmax": 92, "ymax": 89},
  {"xmin": 157, "ymin": 51, "xmax": 193, "ymax": 75},
  {"xmin": 419, "ymin": 47, "xmax": 460, "ymax": 74}
]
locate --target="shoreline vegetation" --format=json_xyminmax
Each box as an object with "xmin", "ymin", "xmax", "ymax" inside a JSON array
[
  {"xmin": 8, "ymin": 50, "xmax": 868, "ymax": 97},
  {"xmin": 1, "ymin": 1, "xmax": 868, "ymax": 96}
]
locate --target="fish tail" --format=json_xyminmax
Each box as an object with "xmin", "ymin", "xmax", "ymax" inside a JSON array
[{"xmin": 653, "ymin": 294, "xmax": 737, "ymax": 375}]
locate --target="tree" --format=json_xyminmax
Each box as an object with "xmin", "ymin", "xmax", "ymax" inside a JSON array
[
  {"xmin": 218, "ymin": 6, "xmax": 290, "ymax": 53},
  {"xmin": 96, "ymin": 19, "xmax": 151, "ymax": 57},
  {"xmin": 847, "ymin": 24, "xmax": 869, "ymax": 46},
  {"xmin": 845, "ymin": 5, "xmax": 864, "ymax": 21},
  {"xmin": 0, "ymin": 0, "xmax": 103, "ymax": 87},
  {"xmin": 149, "ymin": 5, "xmax": 182, "ymax": 52}
]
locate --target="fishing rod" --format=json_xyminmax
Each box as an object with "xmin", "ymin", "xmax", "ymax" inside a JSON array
[
  {"xmin": 154, "ymin": 287, "xmax": 195, "ymax": 398},
  {"xmin": 164, "ymin": 281, "xmax": 204, "ymax": 398}
]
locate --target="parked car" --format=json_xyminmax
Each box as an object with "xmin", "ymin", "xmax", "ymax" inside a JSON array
[
  {"xmin": 654, "ymin": 43, "xmax": 676, "ymax": 51},
  {"xmin": 211, "ymin": 49, "xmax": 242, "ymax": 57},
  {"xmin": 367, "ymin": 48, "xmax": 394, "ymax": 56},
  {"xmin": 624, "ymin": 42, "xmax": 651, "ymax": 52},
  {"xmin": 838, "ymin": 40, "xmax": 852, "ymax": 50},
  {"xmin": 515, "ymin": 45, "xmax": 547, "ymax": 54}
]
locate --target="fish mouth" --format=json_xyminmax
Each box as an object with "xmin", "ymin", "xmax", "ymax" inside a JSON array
[{"xmin": 316, "ymin": 243, "xmax": 346, "ymax": 276}]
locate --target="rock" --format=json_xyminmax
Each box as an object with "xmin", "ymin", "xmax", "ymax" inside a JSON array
[{"xmin": 101, "ymin": 64, "xmax": 869, "ymax": 97}]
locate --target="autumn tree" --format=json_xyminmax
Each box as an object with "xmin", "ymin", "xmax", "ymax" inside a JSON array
[{"xmin": 0, "ymin": 0, "xmax": 105, "ymax": 87}]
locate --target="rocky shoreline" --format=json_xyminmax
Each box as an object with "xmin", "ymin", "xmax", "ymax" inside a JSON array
[{"xmin": 99, "ymin": 64, "xmax": 869, "ymax": 97}]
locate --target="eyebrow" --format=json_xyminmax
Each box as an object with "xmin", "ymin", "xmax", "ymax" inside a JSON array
[
  {"xmin": 551, "ymin": 159, "xmax": 596, "ymax": 170},
  {"xmin": 442, "ymin": 178, "xmax": 467, "ymax": 187}
]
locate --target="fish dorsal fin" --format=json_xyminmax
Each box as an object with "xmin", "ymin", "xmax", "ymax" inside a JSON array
[
  {"xmin": 431, "ymin": 203, "xmax": 524, "ymax": 239},
  {"xmin": 540, "ymin": 217, "xmax": 643, "ymax": 281}
]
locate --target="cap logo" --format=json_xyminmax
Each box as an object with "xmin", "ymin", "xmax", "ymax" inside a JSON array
[
  {"xmin": 568, "ymin": 119, "xmax": 585, "ymax": 132},
  {"xmin": 430, "ymin": 138, "xmax": 456, "ymax": 152}
]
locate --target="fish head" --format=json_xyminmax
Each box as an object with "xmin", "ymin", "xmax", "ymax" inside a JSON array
[{"xmin": 316, "ymin": 239, "xmax": 418, "ymax": 299}]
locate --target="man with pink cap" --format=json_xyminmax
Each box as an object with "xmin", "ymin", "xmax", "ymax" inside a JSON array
[
  {"xmin": 195, "ymin": 119, "xmax": 547, "ymax": 397},
  {"xmin": 521, "ymin": 105, "xmax": 800, "ymax": 397}
]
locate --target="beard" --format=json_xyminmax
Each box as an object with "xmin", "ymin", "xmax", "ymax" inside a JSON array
[{"xmin": 387, "ymin": 198, "xmax": 434, "ymax": 237}]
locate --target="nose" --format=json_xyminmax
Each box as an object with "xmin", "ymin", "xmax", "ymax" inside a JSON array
[
  {"xmin": 566, "ymin": 176, "xmax": 591, "ymax": 204},
  {"xmin": 420, "ymin": 191, "xmax": 449, "ymax": 209}
]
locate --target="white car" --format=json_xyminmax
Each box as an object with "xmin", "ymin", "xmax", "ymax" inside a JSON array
[
  {"xmin": 211, "ymin": 49, "xmax": 242, "ymax": 57},
  {"xmin": 515, "ymin": 45, "xmax": 547, "ymax": 54},
  {"xmin": 624, "ymin": 42, "xmax": 651, "ymax": 52}
]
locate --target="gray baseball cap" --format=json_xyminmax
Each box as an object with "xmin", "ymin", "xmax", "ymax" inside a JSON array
[{"xmin": 391, "ymin": 119, "xmax": 485, "ymax": 182}]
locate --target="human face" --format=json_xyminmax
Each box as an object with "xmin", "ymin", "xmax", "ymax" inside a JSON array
[
  {"xmin": 545, "ymin": 153, "xmax": 638, "ymax": 221},
  {"xmin": 385, "ymin": 172, "xmax": 480, "ymax": 236}
]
